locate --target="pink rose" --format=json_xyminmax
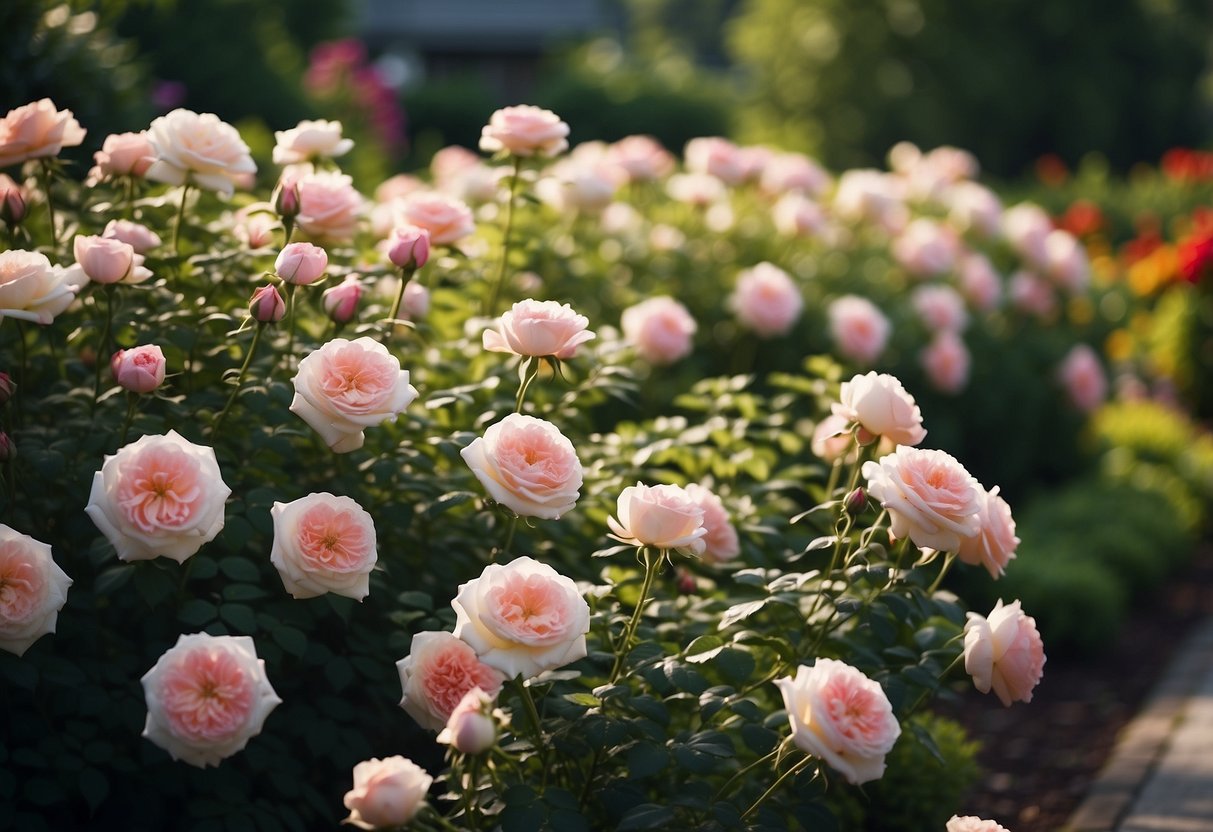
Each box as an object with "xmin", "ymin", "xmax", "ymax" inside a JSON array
[
  {"xmin": 1008, "ymin": 270, "xmax": 1057, "ymax": 319},
  {"xmin": 397, "ymin": 631, "xmax": 505, "ymax": 730},
  {"xmin": 833, "ymin": 170, "xmax": 908, "ymax": 233},
  {"xmin": 831, "ymin": 372, "xmax": 927, "ymax": 447},
  {"xmin": 85, "ymin": 431, "xmax": 231, "ymax": 563},
  {"xmin": 1044, "ymin": 229, "xmax": 1090, "ymax": 294},
  {"xmin": 436, "ymin": 687, "xmax": 500, "ymax": 755},
  {"xmin": 1057, "ymin": 344, "xmax": 1107, "ymax": 413},
  {"xmin": 145, "ymin": 109, "xmax": 255, "ymax": 197},
  {"xmin": 275, "ymin": 241, "xmax": 328, "ymax": 286},
  {"xmin": 665, "ymin": 172, "xmax": 727, "ymax": 207},
  {"xmin": 295, "ymin": 170, "xmax": 363, "ymax": 242},
  {"xmin": 386, "ymin": 224, "xmax": 431, "ymax": 269},
  {"xmin": 400, "ymin": 192, "xmax": 475, "ymax": 246},
  {"xmin": 0, "ymin": 524, "xmax": 72, "ymax": 657},
  {"xmin": 322, "ymin": 274, "xmax": 363, "ymax": 324},
  {"xmin": 729, "ymin": 262, "xmax": 803, "ymax": 338},
  {"xmin": 0, "ymin": 99, "xmax": 86, "ymax": 168},
  {"xmin": 232, "ymin": 203, "xmax": 279, "ymax": 249},
  {"xmin": 289, "ymin": 337, "xmax": 418, "ymax": 453},
  {"xmin": 958, "ymin": 253, "xmax": 1002, "ymax": 312},
  {"xmin": 920, "ymin": 331, "xmax": 971, "ymax": 394},
  {"xmin": 103, "ymin": 220, "xmax": 161, "ymax": 254},
  {"xmin": 1002, "ymin": 202, "xmax": 1052, "ymax": 270},
  {"xmin": 606, "ymin": 135, "xmax": 675, "ymax": 183},
  {"xmin": 760, "ymin": 151, "xmax": 830, "ymax": 197},
  {"xmin": 957, "ymin": 486, "xmax": 1018, "ymax": 579},
  {"xmin": 343, "ymin": 756, "xmax": 432, "ymax": 831},
  {"xmin": 776, "ymin": 659, "xmax": 901, "ymax": 785},
  {"xmin": 401, "ymin": 281, "xmax": 430, "ymax": 320},
  {"xmin": 0, "ymin": 174, "xmax": 26, "ymax": 226},
  {"xmin": 91, "ymin": 131, "xmax": 154, "ymax": 179},
  {"xmin": 479, "ymin": 105, "xmax": 570, "ymax": 158},
  {"xmin": 73, "ymin": 235, "xmax": 152, "ymax": 285},
  {"xmin": 947, "ymin": 181, "xmax": 1003, "ymax": 238},
  {"xmin": 684, "ymin": 484, "xmax": 740, "ymax": 564},
  {"xmin": 483, "ymin": 299, "xmax": 595, "ymax": 359},
  {"xmin": 249, "ymin": 284, "xmax": 286, "ymax": 323},
  {"xmin": 862, "ymin": 446, "xmax": 981, "ymax": 552},
  {"xmin": 452, "ymin": 556, "xmax": 590, "ymax": 680},
  {"xmin": 828, "ymin": 295, "xmax": 891, "ymax": 366},
  {"xmin": 911, "ymin": 284, "xmax": 969, "ymax": 333},
  {"xmin": 272, "ymin": 119, "xmax": 354, "ymax": 165},
  {"xmin": 0, "ymin": 249, "xmax": 85, "ymax": 325},
  {"xmin": 621, "ymin": 296, "xmax": 697, "ymax": 365},
  {"xmin": 111, "ymin": 345, "xmax": 166, "ymax": 394},
  {"xmin": 430, "ymin": 146, "xmax": 481, "ymax": 186},
  {"xmin": 270, "ymin": 493, "xmax": 377, "ymax": 600},
  {"xmin": 607, "ymin": 482, "xmax": 707, "ymax": 555},
  {"xmin": 535, "ymin": 159, "xmax": 618, "ymax": 214},
  {"xmin": 460, "ymin": 413, "xmax": 583, "ymax": 520},
  {"xmin": 964, "ymin": 599, "xmax": 1046, "ymax": 706},
  {"xmin": 375, "ymin": 173, "xmax": 427, "ymax": 204},
  {"xmin": 772, "ymin": 193, "xmax": 826, "ymax": 238},
  {"xmin": 141, "ymin": 633, "xmax": 281, "ymax": 768},
  {"xmin": 892, "ymin": 219, "xmax": 959, "ymax": 279},
  {"xmin": 810, "ymin": 414, "xmax": 857, "ymax": 464},
  {"xmin": 684, "ymin": 137, "xmax": 748, "ymax": 186},
  {"xmin": 947, "ymin": 816, "xmax": 1011, "ymax": 832}
]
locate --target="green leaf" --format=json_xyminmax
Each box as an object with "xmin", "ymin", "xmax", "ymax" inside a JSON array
[
  {"xmin": 133, "ymin": 565, "xmax": 175, "ymax": 608},
  {"xmin": 79, "ymin": 768, "xmax": 108, "ymax": 812},
  {"xmin": 617, "ymin": 803, "xmax": 676, "ymax": 830},
  {"xmin": 626, "ymin": 743, "xmax": 669, "ymax": 779},
  {"xmin": 222, "ymin": 584, "xmax": 267, "ymax": 602},
  {"xmin": 273, "ymin": 626, "xmax": 308, "ymax": 657},
  {"xmin": 396, "ymin": 591, "xmax": 432, "ymax": 610},
  {"xmin": 219, "ymin": 603, "xmax": 257, "ymax": 632},
  {"xmin": 563, "ymin": 693, "xmax": 602, "ymax": 708},
  {"xmin": 715, "ymin": 648, "xmax": 757, "ymax": 685},
  {"xmin": 93, "ymin": 565, "xmax": 136, "ymax": 596},
  {"xmin": 178, "ymin": 599, "xmax": 218, "ymax": 626},
  {"xmin": 219, "ymin": 557, "xmax": 261, "ymax": 582},
  {"xmin": 684, "ymin": 634, "xmax": 725, "ymax": 663},
  {"xmin": 718, "ymin": 599, "xmax": 769, "ymax": 630}
]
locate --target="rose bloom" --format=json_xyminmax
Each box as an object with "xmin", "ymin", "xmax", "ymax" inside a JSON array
[
  {"xmin": 322, "ymin": 274, "xmax": 363, "ymax": 324},
  {"xmin": 1008, "ymin": 270, "xmax": 1057, "ymax": 319},
  {"xmin": 0, "ymin": 524, "xmax": 72, "ymax": 657},
  {"xmin": 621, "ymin": 296, "xmax": 697, "ymax": 366},
  {"xmin": 776, "ymin": 659, "xmax": 901, "ymax": 785},
  {"xmin": 684, "ymin": 484, "xmax": 740, "ymax": 564},
  {"xmin": 862, "ymin": 445, "xmax": 981, "ymax": 552},
  {"xmin": 397, "ymin": 631, "xmax": 505, "ymax": 731},
  {"xmin": 145, "ymin": 109, "xmax": 256, "ymax": 197},
  {"xmin": 811, "ymin": 413, "xmax": 857, "ymax": 464},
  {"xmin": 606, "ymin": 134, "xmax": 675, "ymax": 183},
  {"xmin": 608, "ymin": 482, "xmax": 707, "ymax": 555},
  {"xmin": 958, "ymin": 253, "xmax": 1002, "ymax": 312},
  {"xmin": 1044, "ymin": 228, "xmax": 1090, "ymax": 294},
  {"xmin": 665, "ymin": 172, "xmax": 727, "ymax": 207},
  {"xmin": 401, "ymin": 281, "xmax": 430, "ymax": 320},
  {"xmin": 760, "ymin": 151, "xmax": 831, "ymax": 197},
  {"xmin": 398, "ymin": 192, "xmax": 476, "ymax": 246},
  {"xmin": 437, "ymin": 687, "xmax": 499, "ymax": 755},
  {"xmin": 964, "ymin": 599, "xmax": 1046, "ymax": 706},
  {"xmin": 295, "ymin": 170, "xmax": 363, "ymax": 242},
  {"xmin": 73, "ymin": 235, "xmax": 152, "ymax": 285},
  {"xmin": 957, "ymin": 485, "xmax": 1018, "ymax": 579},
  {"xmin": 911, "ymin": 284, "xmax": 969, "ymax": 333},
  {"xmin": 141, "ymin": 633, "xmax": 281, "ymax": 768},
  {"xmin": 1057, "ymin": 343, "xmax": 1107, "ymax": 413},
  {"xmin": 1002, "ymin": 202, "xmax": 1053, "ymax": 270},
  {"xmin": 832, "ymin": 169, "xmax": 908, "ymax": 234},
  {"xmin": 111, "ymin": 345, "xmax": 166, "ymax": 394},
  {"xmin": 892, "ymin": 218, "xmax": 959, "ymax": 278},
  {"xmin": 831, "ymin": 371, "xmax": 927, "ymax": 447},
  {"xmin": 947, "ymin": 816, "xmax": 1011, "ymax": 832},
  {"xmin": 430, "ymin": 145, "xmax": 481, "ymax": 187},
  {"xmin": 103, "ymin": 219, "xmax": 161, "ymax": 254},
  {"xmin": 0, "ymin": 249, "xmax": 85, "ymax": 325},
  {"xmin": 535, "ymin": 162, "xmax": 618, "ymax": 215},
  {"xmin": 0, "ymin": 98, "xmax": 86, "ymax": 168},
  {"xmin": 729, "ymin": 262, "xmax": 803, "ymax": 338},
  {"xmin": 452, "ymin": 556, "xmax": 590, "ymax": 680},
  {"xmin": 827, "ymin": 295, "xmax": 891, "ymax": 367},
  {"xmin": 479, "ymin": 105, "xmax": 570, "ymax": 158},
  {"xmin": 289, "ymin": 337, "xmax": 419, "ymax": 453},
  {"xmin": 343, "ymin": 756, "xmax": 432, "ymax": 831},
  {"xmin": 947, "ymin": 181, "xmax": 1003, "ymax": 238},
  {"xmin": 684, "ymin": 137, "xmax": 749, "ymax": 186},
  {"xmin": 85, "ymin": 431, "xmax": 230, "ymax": 563},
  {"xmin": 270, "ymin": 493, "xmax": 377, "ymax": 600},
  {"xmin": 232, "ymin": 203, "xmax": 279, "ymax": 249},
  {"xmin": 920, "ymin": 330, "xmax": 972, "ymax": 395},
  {"xmin": 275, "ymin": 241, "xmax": 328, "ymax": 286},
  {"xmin": 90, "ymin": 131, "xmax": 155, "ymax": 180},
  {"xmin": 483, "ymin": 299, "xmax": 595, "ymax": 359},
  {"xmin": 460, "ymin": 414, "xmax": 583, "ymax": 520},
  {"xmin": 772, "ymin": 193, "xmax": 826, "ymax": 238},
  {"xmin": 272, "ymin": 119, "xmax": 354, "ymax": 165}
]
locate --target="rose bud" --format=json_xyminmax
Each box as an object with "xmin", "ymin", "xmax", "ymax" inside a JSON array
[
  {"xmin": 436, "ymin": 688, "xmax": 499, "ymax": 755},
  {"xmin": 273, "ymin": 175, "xmax": 301, "ymax": 220},
  {"xmin": 0, "ymin": 432, "xmax": 14, "ymax": 462},
  {"xmin": 387, "ymin": 224, "xmax": 430, "ymax": 270},
  {"xmin": 73, "ymin": 235, "xmax": 149, "ymax": 285},
  {"xmin": 0, "ymin": 175, "xmax": 26, "ymax": 226},
  {"xmin": 0, "ymin": 372, "xmax": 15, "ymax": 405},
  {"xmin": 845, "ymin": 487, "xmax": 868, "ymax": 517},
  {"xmin": 111, "ymin": 345, "xmax": 167, "ymax": 394},
  {"xmin": 322, "ymin": 274, "xmax": 363, "ymax": 324},
  {"xmin": 274, "ymin": 241, "xmax": 328, "ymax": 286},
  {"xmin": 249, "ymin": 284, "xmax": 286, "ymax": 323}
]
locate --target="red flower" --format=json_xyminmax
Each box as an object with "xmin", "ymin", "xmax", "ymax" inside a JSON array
[{"xmin": 1177, "ymin": 232, "xmax": 1213, "ymax": 284}]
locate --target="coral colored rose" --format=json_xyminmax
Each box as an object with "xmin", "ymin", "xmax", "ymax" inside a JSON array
[
  {"xmin": 145, "ymin": 109, "xmax": 255, "ymax": 197},
  {"xmin": 85, "ymin": 431, "xmax": 231, "ymax": 563},
  {"xmin": 729, "ymin": 262, "xmax": 803, "ymax": 338},
  {"xmin": 73, "ymin": 235, "xmax": 152, "ymax": 285},
  {"xmin": 1057, "ymin": 344, "xmax": 1107, "ymax": 413},
  {"xmin": 141, "ymin": 633, "xmax": 281, "ymax": 768},
  {"xmin": 684, "ymin": 137, "xmax": 749, "ymax": 186},
  {"xmin": 776, "ymin": 658, "xmax": 901, "ymax": 785},
  {"xmin": 911, "ymin": 284, "xmax": 969, "ymax": 333},
  {"xmin": 957, "ymin": 486, "xmax": 1018, "ymax": 579},
  {"xmin": 892, "ymin": 219, "xmax": 959, "ymax": 278},
  {"xmin": 958, "ymin": 253, "xmax": 1002, "ymax": 312},
  {"xmin": 322, "ymin": 274, "xmax": 363, "ymax": 324},
  {"xmin": 436, "ymin": 687, "xmax": 499, "ymax": 755},
  {"xmin": 295, "ymin": 170, "xmax": 363, "ymax": 242},
  {"xmin": 606, "ymin": 135, "xmax": 675, "ymax": 183},
  {"xmin": 452, "ymin": 556, "xmax": 590, "ymax": 680},
  {"xmin": 343, "ymin": 756, "xmax": 432, "ymax": 831},
  {"xmin": 761, "ymin": 151, "xmax": 830, "ymax": 197},
  {"xmin": 828, "ymin": 295, "xmax": 891, "ymax": 367},
  {"xmin": 111, "ymin": 345, "xmax": 166, "ymax": 394},
  {"xmin": 249, "ymin": 284, "xmax": 286, "ymax": 323},
  {"xmin": 947, "ymin": 181, "xmax": 1003, "ymax": 238},
  {"xmin": 479, "ymin": 105, "xmax": 569, "ymax": 158},
  {"xmin": 607, "ymin": 482, "xmax": 707, "ymax": 555},
  {"xmin": 400, "ymin": 192, "xmax": 475, "ymax": 246},
  {"xmin": 272, "ymin": 119, "xmax": 354, "ymax": 165},
  {"xmin": 275, "ymin": 241, "xmax": 328, "ymax": 286},
  {"xmin": 831, "ymin": 372, "xmax": 927, "ymax": 447},
  {"xmin": 862, "ymin": 445, "xmax": 981, "ymax": 552},
  {"xmin": 397, "ymin": 631, "xmax": 505, "ymax": 731},
  {"xmin": 773, "ymin": 193, "xmax": 826, "ymax": 238},
  {"xmin": 0, "ymin": 99, "xmax": 86, "ymax": 168},
  {"xmin": 483, "ymin": 299, "xmax": 595, "ymax": 360},
  {"xmin": 947, "ymin": 816, "xmax": 1011, "ymax": 832},
  {"xmin": 0, "ymin": 250, "xmax": 85, "ymax": 325},
  {"xmin": 920, "ymin": 330, "xmax": 971, "ymax": 394},
  {"xmin": 684, "ymin": 484, "xmax": 740, "ymax": 564},
  {"xmin": 386, "ymin": 224, "xmax": 430, "ymax": 269},
  {"xmin": 103, "ymin": 220, "xmax": 161, "ymax": 254},
  {"xmin": 460, "ymin": 414, "xmax": 583, "ymax": 520},
  {"xmin": 289, "ymin": 337, "xmax": 418, "ymax": 453},
  {"xmin": 0, "ymin": 525, "xmax": 71, "ymax": 657},
  {"xmin": 621, "ymin": 296, "xmax": 697, "ymax": 366},
  {"xmin": 270, "ymin": 493, "xmax": 377, "ymax": 600},
  {"xmin": 91, "ymin": 131, "xmax": 154, "ymax": 179},
  {"xmin": 964, "ymin": 599, "xmax": 1046, "ymax": 706}
]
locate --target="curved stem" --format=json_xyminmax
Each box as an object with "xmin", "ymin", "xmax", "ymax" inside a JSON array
[
  {"xmin": 485, "ymin": 156, "xmax": 522, "ymax": 318},
  {"xmin": 509, "ymin": 676, "xmax": 547, "ymax": 769},
  {"xmin": 494, "ymin": 513, "xmax": 519, "ymax": 562},
  {"xmin": 609, "ymin": 547, "xmax": 664, "ymax": 683},
  {"xmin": 928, "ymin": 551, "xmax": 958, "ymax": 594},
  {"xmin": 284, "ymin": 283, "xmax": 299, "ymax": 370},
  {"xmin": 383, "ymin": 265, "xmax": 416, "ymax": 344},
  {"xmin": 93, "ymin": 285, "xmax": 116, "ymax": 411},
  {"xmin": 515, "ymin": 357, "xmax": 540, "ymax": 413},
  {"xmin": 713, "ymin": 741, "xmax": 788, "ymax": 802},
  {"xmin": 172, "ymin": 184, "xmax": 190, "ymax": 258},
  {"xmin": 40, "ymin": 160, "xmax": 58, "ymax": 255},
  {"xmin": 119, "ymin": 392, "xmax": 138, "ymax": 447},
  {"xmin": 741, "ymin": 755, "xmax": 814, "ymax": 820},
  {"xmin": 213, "ymin": 323, "xmax": 264, "ymax": 433}
]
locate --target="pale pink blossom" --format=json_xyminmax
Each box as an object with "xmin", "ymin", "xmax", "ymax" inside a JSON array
[
  {"xmin": 957, "ymin": 486, "xmax": 1018, "ymax": 579},
  {"xmin": 947, "ymin": 181, "xmax": 1003, "ymax": 238},
  {"xmin": 1002, "ymin": 202, "xmax": 1053, "ymax": 270},
  {"xmin": 729, "ymin": 262, "xmax": 803, "ymax": 338},
  {"xmin": 964, "ymin": 599, "xmax": 1046, "ymax": 706},
  {"xmin": 608, "ymin": 482, "xmax": 706, "ymax": 555},
  {"xmin": 375, "ymin": 173, "xmax": 426, "ymax": 204},
  {"xmin": 1044, "ymin": 229, "xmax": 1090, "ymax": 294},
  {"xmin": 0, "ymin": 525, "xmax": 71, "ymax": 657},
  {"xmin": 141, "ymin": 633, "xmax": 280, "ymax": 767},
  {"xmin": 920, "ymin": 331, "xmax": 971, "ymax": 394},
  {"xmin": 832, "ymin": 372, "xmax": 927, "ymax": 447},
  {"xmin": 275, "ymin": 242, "xmax": 328, "ymax": 286},
  {"xmin": 772, "ymin": 193, "xmax": 826, "ymax": 238},
  {"xmin": 923, "ymin": 145, "xmax": 979, "ymax": 182},
  {"xmin": 665, "ymin": 172, "xmax": 727, "ymax": 207},
  {"xmin": 483, "ymin": 299, "xmax": 595, "ymax": 359},
  {"xmin": 460, "ymin": 414, "xmax": 583, "ymax": 520},
  {"xmin": 480, "ymin": 105, "xmax": 570, "ymax": 158},
  {"xmin": 0, "ymin": 99, "xmax": 86, "ymax": 168},
  {"xmin": 0, "ymin": 250, "xmax": 85, "ymax": 325},
  {"xmin": 232, "ymin": 203, "xmax": 278, "ymax": 249},
  {"xmin": 400, "ymin": 192, "xmax": 475, "ymax": 246},
  {"xmin": 911, "ymin": 284, "xmax": 969, "ymax": 332},
  {"xmin": 606, "ymin": 135, "xmax": 675, "ymax": 183},
  {"xmin": 295, "ymin": 170, "xmax": 363, "ymax": 242},
  {"xmin": 397, "ymin": 631, "xmax": 504, "ymax": 731},
  {"xmin": 271, "ymin": 493, "xmax": 377, "ymax": 600},
  {"xmin": 827, "ymin": 295, "xmax": 891, "ymax": 366},
  {"xmin": 947, "ymin": 816, "xmax": 1011, "ymax": 832},
  {"xmin": 684, "ymin": 484, "xmax": 739, "ymax": 564},
  {"xmin": 832, "ymin": 170, "xmax": 908, "ymax": 234},
  {"xmin": 810, "ymin": 414, "xmax": 857, "ymax": 464},
  {"xmin": 430, "ymin": 146, "xmax": 481, "ymax": 187},
  {"xmin": 430, "ymin": 147, "xmax": 502, "ymax": 203},
  {"xmin": 111, "ymin": 345, "xmax": 166, "ymax": 394},
  {"xmin": 344, "ymin": 756, "xmax": 432, "ymax": 830},
  {"xmin": 272, "ymin": 119, "xmax": 353, "ymax": 165},
  {"xmin": 91, "ymin": 131, "xmax": 154, "ymax": 179},
  {"xmin": 776, "ymin": 659, "xmax": 901, "ymax": 785},
  {"xmin": 1008, "ymin": 270, "xmax": 1057, "ymax": 319},
  {"xmin": 887, "ymin": 141, "xmax": 923, "ymax": 174},
  {"xmin": 103, "ymin": 220, "xmax": 161, "ymax": 254},
  {"xmin": 958, "ymin": 253, "xmax": 1003, "ymax": 312},
  {"xmin": 322, "ymin": 274, "xmax": 363, "ymax": 324},
  {"xmin": 436, "ymin": 687, "xmax": 499, "ymax": 754},
  {"xmin": 249, "ymin": 284, "xmax": 286, "ymax": 323},
  {"xmin": 760, "ymin": 151, "xmax": 830, "ymax": 197},
  {"xmin": 862, "ymin": 445, "xmax": 981, "ymax": 552},
  {"xmin": 621, "ymin": 296, "xmax": 697, "ymax": 365},
  {"xmin": 145, "ymin": 109, "xmax": 255, "ymax": 197},
  {"xmin": 0, "ymin": 174, "xmax": 25, "ymax": 225},
  {"xmin": 1057, "ymin": 344, "xmax": 1107, "ymax": 413},
  {"xmin": 535, "ymin": 158, "xmax": 618, "ymax": 214},
  {"xmin": 401, "ymin": 281, "xmax": 429, "ymax": 320},
  {"xmin": 892, "ymin": 218, "xmax": 959, "ymax": 278},
  {"xmin": 73, "ymin": 235, "xmax": 152, "ymax": 285},
  {"xmin": 452, "ymin": 556, "xmax": 590, "ymax": 680},
  {"xmin": 684, "ymin": 137, "xmax": 748, "ymax": 186}
]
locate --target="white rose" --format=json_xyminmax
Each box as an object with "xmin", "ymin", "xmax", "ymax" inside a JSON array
[
  {"xmin": 145, "ymin": 109, "xmax": 256, "ymax": 197},
  {"xmin": 831, "ymin": 372, "xmax": 927, "ymax": 447},
  {"xmin": 0, "ymin": 250, "xmax": 86, "ymax": 325},
  {"xmin": 272, "ymin": 119, "xmax": 354, "ymax": 165}
]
